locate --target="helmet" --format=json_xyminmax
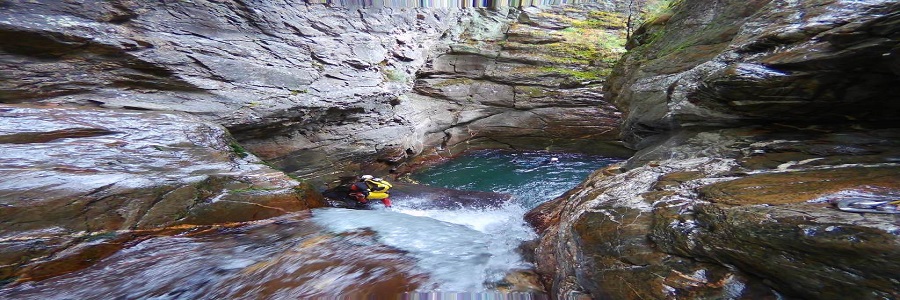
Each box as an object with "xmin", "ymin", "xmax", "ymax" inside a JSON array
[
  {"xmin": 373, "ymin": 177, "xmax": 383, "ymax": 181},
  {"xmin": 360, "ymin": 175, "xmax": 374, "ymax": 180}
]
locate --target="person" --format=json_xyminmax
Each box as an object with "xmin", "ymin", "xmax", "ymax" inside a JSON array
[{"xmin": 349, "ymin": 175, "xmax": 393, "ymax": 208}]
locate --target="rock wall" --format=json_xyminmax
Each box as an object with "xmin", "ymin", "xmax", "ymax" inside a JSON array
[
  {"xmin": 529, "ymin": 0, "xmax": 900, "ymax": 299},
  {"xmin": 0, "ymin": 0, "xmax": 460, "ymax": 186},
  {"xmin": 607, "ymin": 0, "xmax": 900, "ymax": 148},
  {"xmin": 0, "ymin": 0, "xmax": 631, "ymax": 188},
  {"xmin": 408, "ymin": 4, "xmax": 631, "ymax": 158}
]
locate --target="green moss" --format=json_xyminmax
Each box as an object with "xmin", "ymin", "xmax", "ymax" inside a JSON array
[
  {"xmin": 572, "ymin": 11, "xmax": 627, "ymax": 29},
  {"xmin": 644, "ymin": 0, "xmax": 681, "ymax": 21},
  {"xmin": 229, "ymin": 142, "xmax": 249, "ymax": 158},
  {"xmin": 383, "ymin": 69, "xmax": 406, "ymax": 82},
  {"xmin": 432, "ymin": 77, "xmax": 475, "ymax": 87},
  {"xmin": 286, "ymin": 173, "xmax": 306, "ymax": 183},
  {"xmin": 546, "ymin": 27, "xmax": 627, "ymax": 65},
  {"xmin": 83, "ymin": 231, "xmax": 118, "ymax": 242},
  {"xmin": 519, "ymin": 86, "xmax": 549, "ymax": 97},
  {"xmin": 290, "ymin": 89, "xmax": 308, "ymax": 95},
  {"xmin": 540, "ymin": 66, "xmax": 609, "ymax": 80}
]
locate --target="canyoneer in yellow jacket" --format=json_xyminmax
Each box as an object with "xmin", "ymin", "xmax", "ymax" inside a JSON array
[{"xmin": 349, "ymin": 175, "xmax": 393, "ymax": 208}]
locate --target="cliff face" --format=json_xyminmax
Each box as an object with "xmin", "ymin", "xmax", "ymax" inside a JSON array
[
  {"xmin": 0, "ymin": 0, "xmax": 461, "ymax": 186},
  {"xmin": 409, "ymin": 4, "xmax": 630, "ymax": 158},
  {"xmin": 608, "ymin": 0, "xmax": 900, "ymax": 148},
  {"xmin": 529, "ymin": 0, "xmax": 900, "ymax": 299},
  {"xmin": 0, "ymin": 1, "xmax": 629, "ymax": 187}
]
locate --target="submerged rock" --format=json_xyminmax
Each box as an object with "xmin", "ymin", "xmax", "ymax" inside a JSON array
[{"xmin": 0, "ymin": 104, "xmax": 324, "ymax": 283}]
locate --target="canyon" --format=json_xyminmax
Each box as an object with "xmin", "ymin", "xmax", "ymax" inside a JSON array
[{"xmin": 1, "ymin": 0, "xmax": 898, "ymax": 298}]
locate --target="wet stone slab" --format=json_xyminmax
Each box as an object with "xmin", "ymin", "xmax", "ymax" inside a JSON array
[{"xmin": 0, "ymin": 104, "xmax": 324, "ymax": 283}]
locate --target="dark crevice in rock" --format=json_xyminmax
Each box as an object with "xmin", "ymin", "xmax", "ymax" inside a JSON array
[{"xmin": 0, "ymin": 128, "xmax": 118, "ymax": 144}]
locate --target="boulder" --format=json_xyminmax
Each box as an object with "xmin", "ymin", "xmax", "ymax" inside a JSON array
[
  {"xmin": 0, "ymin": 104, "xmax": 324, "ymax": 282},
  {"xmin": 532, "ymin": 124, "xmax": 900, "ymax": 299},
  {"xmin": 0, "ymin": 0, "xmax": 464, "ymax": 187}
]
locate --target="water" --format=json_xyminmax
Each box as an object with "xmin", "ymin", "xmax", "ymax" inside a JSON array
[
  {"xmin": 310, "ymin": 150, "xmax": 621, "ymax": 295},
  {"xmin": 410, "ymin": 150, "xmax": 623, "ymax": 209},
  {"xmin": 1, "ymin": 150, "xmax": 620, "ymax": 299}
]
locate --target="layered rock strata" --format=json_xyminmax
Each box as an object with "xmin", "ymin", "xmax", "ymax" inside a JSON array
[
  {"xmin": 529, "ymin": 0, "xmax": 900, "ymax": 299},
  {"xmin": 0, "ymin": 1, "xmax": 631, "ymax": 188},
  {"xmin": 409, "ymin": 4, "xmax": 631, "ymax": 159},
  {"xmin": 0, "ymin": 104, "xmax": 324, "ymax": 282}
]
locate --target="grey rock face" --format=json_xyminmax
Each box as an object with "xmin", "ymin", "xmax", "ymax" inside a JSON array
[
  {"xmin": 0, "ymin": 0, "xmax": 463, "ymax": 186},
  {"xmin": 408, "ymin": 3, "xmax": 633, "ymax": 162},
  {"xmin": 1, "ymin": 1, "xmax": 632, "ymax": 187}
]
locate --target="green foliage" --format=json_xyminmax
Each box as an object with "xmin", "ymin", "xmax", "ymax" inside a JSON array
[{"xmin": 644, "ymin": 0, "xmax": 680, "ymax": 21}]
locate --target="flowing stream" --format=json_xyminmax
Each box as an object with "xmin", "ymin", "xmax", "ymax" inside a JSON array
[{"xmin": 1, "ymin": 150, "xmax": 621, "ymax": 299}]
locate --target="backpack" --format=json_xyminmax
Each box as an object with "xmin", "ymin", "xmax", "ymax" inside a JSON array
[{"xmin": 366, "ymin": 178, "xmax": 392, "ymax": 192}]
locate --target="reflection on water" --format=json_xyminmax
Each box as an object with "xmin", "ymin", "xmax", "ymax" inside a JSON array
[{"xmin": 1, "ymin": 150, "xmax": 619, "ymax": 299}]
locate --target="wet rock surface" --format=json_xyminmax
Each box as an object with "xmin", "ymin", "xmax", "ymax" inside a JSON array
[
  {"xmin": 532, "ymin": 127, "xmax": 900, "ymax": 299},
  {"xmin": 530, "ymin": 0, "xmax": 900, "ymax": 298},
  {"xmin": 1, "ymin": 213, "xmax": 428, "ymax": 299},
  {"xmin": 0, "ymin": 104, "xmax": 324, "ymax": 283}
]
